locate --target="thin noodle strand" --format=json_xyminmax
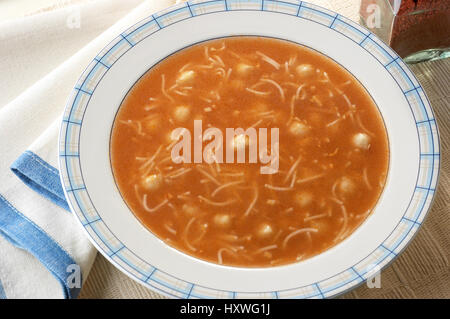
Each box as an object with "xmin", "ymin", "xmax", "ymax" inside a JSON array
[
  {"xmin": 198, "ymin": 196, "xmax": 236, "ymax": 207},
  {"xmin": 256, "ymin": 51, "xmax": 281, "ymax": 70},
  {"xmin": 261, "ymin": 78, "xmax": 285, "ymax": 102},
  {"xmin": 212, "ymin": 180, "xmax": 244, "ymax": 197},
  {"xmin": 142, "ymin": 194, "xmax": 168, "ymax": 213},
  {"xmin": 243, "ymin": 187, "xmax": 258, "ymax": 217},
  {"xmin": 282, "ymin": 228, "xmax": 318, "ymax": 249}
]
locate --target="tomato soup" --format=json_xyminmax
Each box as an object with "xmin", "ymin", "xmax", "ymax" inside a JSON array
[{"xmin": 111, "ymin": 37, "xmax": 389, "ymax": 267}]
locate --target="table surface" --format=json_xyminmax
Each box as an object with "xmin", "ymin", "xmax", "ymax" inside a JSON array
[{"xmin": 79, "ymin": 55, "xmax": 450, "ymax": 300}]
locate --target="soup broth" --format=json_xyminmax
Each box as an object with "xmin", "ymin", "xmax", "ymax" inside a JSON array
[{"xmin": 111, "ymin": 37, "xmax": 389, "ymax": 267}]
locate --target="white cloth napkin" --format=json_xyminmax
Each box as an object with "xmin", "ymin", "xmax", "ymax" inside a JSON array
[{"xmin": 0, "ymin": 0, "xmax": 179, "ymax": 299}]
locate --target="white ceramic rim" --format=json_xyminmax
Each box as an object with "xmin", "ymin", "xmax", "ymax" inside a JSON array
[{"xmin": 59, "ymin": 0, "xmax": 441, "ymax": 299}]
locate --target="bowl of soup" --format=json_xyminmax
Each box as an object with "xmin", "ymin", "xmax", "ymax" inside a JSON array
[{"xmin": 59, "ymin": 0, "xmax": 440, "ymax": 298}]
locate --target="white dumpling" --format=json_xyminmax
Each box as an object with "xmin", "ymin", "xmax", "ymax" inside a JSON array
[
  {"xmin": 289, "ymin": 121, "xmax": 309, "ymax": 137},
  {"xmin": 145, "ymin": 116, "xmax": 161, "ymax": 133},
  {"xmin": 339, "ymin": 176, "xmax": 355, "ymax": 195},
  {"xmin": 256, "ymin": 223, "xmax": 274, "ymax": 239},
  {"xmin": 295, "ymin": 64, "xmax": 315, "ymax": 78},
  {"xmin": 182, "ymin": 203, "xmax": 198, "ymax": 216},
  {"xmin": 236, "ymin": 63, "xmax": 254, "ymax": 76},
  {"xmin": 177, "ymin": 70, "xmax": 195, "ymax": 84},
  {"xmin": 352, "ymin": 133, "xmax": 371, "ymax": 150},
  {"xmin": 141, "ymin": 174, "xmax": 163, "ymax": 191},
  {"xmin": 295, "ymin": 191, "xmax": 313, "ymax": 208},
  {"xmin": 214, "ymin": 214, "xmax": 232, "ymax": 228},
  {"xmin": 173, "ymin": 105, "xmax": 191, "ymax": 122}
]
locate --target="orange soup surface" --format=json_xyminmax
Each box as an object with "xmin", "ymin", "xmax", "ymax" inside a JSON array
[{"xmin": 111, "ymin": 37, "xmax": 389, "ymax": 267}]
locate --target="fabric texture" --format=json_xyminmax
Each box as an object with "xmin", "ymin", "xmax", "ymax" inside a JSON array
[
  {"xmin": 11, "ymin": 151, "xmax": 70, "ymax": 211},
  {"xmin": 0, "ymin": 194, "xmax": 79, "ymax": 298},
  {"xmin": 0, "ymin": 0, "xmax": 145, "ymax": 108}
]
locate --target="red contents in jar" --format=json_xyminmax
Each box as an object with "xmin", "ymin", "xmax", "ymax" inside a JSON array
[
  {"xmin": 392, "ymin": 0, "xmax": 450, "ymax": 57},
  {"xmin": 360, "ymin": 0, "xmax": 450, "ymax": 58}
]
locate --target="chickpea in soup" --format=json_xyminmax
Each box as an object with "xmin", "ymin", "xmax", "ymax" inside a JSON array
[{"xmin": 111, "ymin": 37, "xmax": 389, "ymax": 267}]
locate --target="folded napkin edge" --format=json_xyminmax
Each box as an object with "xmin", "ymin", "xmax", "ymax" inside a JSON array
[
  {"xmin": 0, "ymin": 193, "xmax": 81, "ymax": 299},
  {"xmin": 10, "ymin": 151, "xmax": 70, "ymax": 212},
  {"xmin": 0, "ymin": 278, "xmax": 6, "ymax": 299}
]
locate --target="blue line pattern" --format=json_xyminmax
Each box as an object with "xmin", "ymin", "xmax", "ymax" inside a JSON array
[
  {"xmin": 11, "ymin": 151, "xmax": 70, "ymax": 211},
  {"xmin": 59, "ymin": 0, "xmax": 440, "ymax": 299},
  {"xmin": 0, "ymin": 278, "xmax": 6, "ymax": 299},
  {"xmin": 0, "ymin": 194, "xmax": 81, "ymax": 298}
]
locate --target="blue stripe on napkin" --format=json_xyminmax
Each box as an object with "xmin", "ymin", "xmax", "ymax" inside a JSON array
[
  {"xmin": 11, "ymin": 151, "xmax": 69, "ymax": 211},
  {"xmin": 0, "ymin": 194, "xmax": 81, "ymax": 299},
  {"xmin": 0, "ymin": 278, "xmax": 6, "ymax": 299}
]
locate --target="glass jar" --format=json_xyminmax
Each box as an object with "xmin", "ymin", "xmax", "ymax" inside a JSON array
[{"xmin": 360, "ymin": 0, "xmax": 450, "ymax": 63}]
